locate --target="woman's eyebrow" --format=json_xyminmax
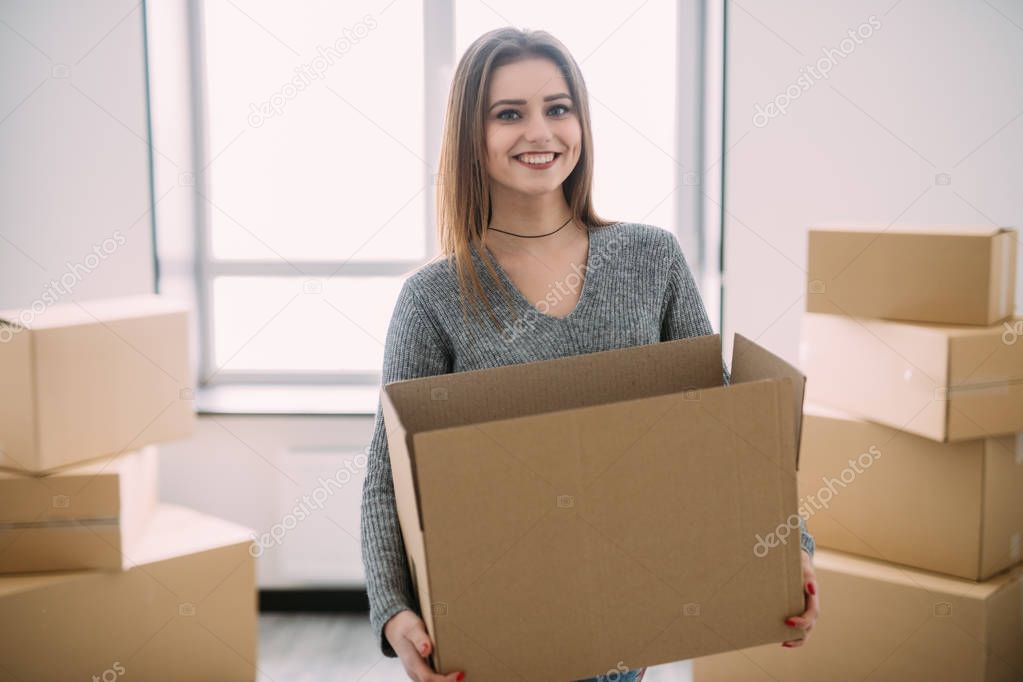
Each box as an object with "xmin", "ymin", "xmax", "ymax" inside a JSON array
[{"xmin": 488, "ymin": 93, "xmax": 572, "ymax": 111}]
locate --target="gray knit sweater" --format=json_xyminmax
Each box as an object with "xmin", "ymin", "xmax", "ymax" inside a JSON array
[{"xmin": 360, "ymin": 221, "xmax": 815, "ymax": 658}]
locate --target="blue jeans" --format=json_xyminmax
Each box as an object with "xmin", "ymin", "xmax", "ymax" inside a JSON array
[{"xmin": 574, "ymin": 667, "xmax": 644, "ymax": 682}]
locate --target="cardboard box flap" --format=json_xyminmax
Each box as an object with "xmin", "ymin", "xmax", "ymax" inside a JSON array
[
  {"xmin": 809, "ymin": 223, "xmax": 1013, "ymax": 237},
  {"xmin": 383, "ymin": 334, "xmax": 724, "ymax": 435},
  {"xmin": 0, "ymin": 294, "xmax": 188, "ymax": 331},
  {"xmin": 731, "ymin": 334, "xmax": 806, "ymax": 468},
  {"xmin": 803, "ymin": 402, "xmax": 864, "ymax": 421},
  {"xmin": 814, "ymin": 547, "xmax": 1017, "ymax": 600},
  {"xmin": 0, "ymin": 446, "xmax": 157, "ymax": 523},
  {"xmin": 948, "ymin": 318, "xmax": 1023, "ymax": 386},
  {"xmin": 380, "ymin": 386, "xmax": 428, "ymax": 537},
  {"xmin": 980, "ymin": 437, "xmax": 1023, "ymax": 579},
  {"xmin": 123, "ymin": 504, "xmax": 253, "ymax": 568},
  {"xmin": 0, "ymin": 571, "xmax": 92, "ymax": 599},
  {"xmin": 990, "ymin": 231, "xmax": 1017, "ymax": 321},
  {"xmin": 0, "ymin": 324, "xmax": 37, "ymax": 468}
]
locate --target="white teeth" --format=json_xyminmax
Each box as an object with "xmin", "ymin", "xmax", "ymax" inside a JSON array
[{"xmin": 517, "ymin": 153, "xmax": 556, "ymax": 164}]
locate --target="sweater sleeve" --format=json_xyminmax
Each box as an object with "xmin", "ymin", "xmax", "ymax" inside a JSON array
[
  {"xmin": 658, "ymin": 230, "xmax": 731, "ymax": 385},
  {"xmin": 360, "ymin": 277, "xmax": 453, "ymax": 658},
  {"xmin": 658, "ymin": 230, "xmax": 815, "ymax": 560}
]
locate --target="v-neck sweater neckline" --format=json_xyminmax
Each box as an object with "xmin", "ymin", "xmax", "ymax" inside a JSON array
[{"xmin": 468, "ymin": 223, "xmax": 610, "ymax": 323}]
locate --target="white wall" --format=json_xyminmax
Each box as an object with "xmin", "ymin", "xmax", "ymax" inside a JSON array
[
  {"xmin": 0, "ymin": 0, "xmax": 154, "ymax": 309},
  {"xmin": 156, "ymin": 414, "xmax": 374, "ymax": 588},
  {"xmin": 722, "ymin": 0, "xmax": 1023, "ymax": 365}
]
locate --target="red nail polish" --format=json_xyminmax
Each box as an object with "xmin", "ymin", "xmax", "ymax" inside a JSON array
[
  {"xmin": 456, "ymin": 673, "xmax": 465, "ymax": 681},
  {"xmin": 785, "ymin": 618, "xmax": 797, "ymax": 627},
  {"xmin": 807, "ymin": 582, "xmax": 816, "ymax": 595}
]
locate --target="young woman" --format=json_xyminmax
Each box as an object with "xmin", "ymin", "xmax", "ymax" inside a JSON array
[{"xmin": 360, "ymin": 27, "xmax": 819, "ymax": 682}]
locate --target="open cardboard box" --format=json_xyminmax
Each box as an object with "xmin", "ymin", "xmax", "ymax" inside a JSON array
[{"xmin": 380, "ymin": 333, "xmax": 808, "ymax": 680}]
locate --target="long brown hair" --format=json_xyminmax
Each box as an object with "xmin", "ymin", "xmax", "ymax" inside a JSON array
[{"xmin": 434, "ymin": 27, "xmax": 617, "ymax": 332}]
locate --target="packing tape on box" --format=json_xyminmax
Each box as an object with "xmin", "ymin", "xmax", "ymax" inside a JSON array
[
  {"xmin": 948, "ymin": 383, "xmax": 1010, "ymax": 397},
  {"xmin": 1017, "ymin": 433, "xmax": 1023, "ymax": 465}
]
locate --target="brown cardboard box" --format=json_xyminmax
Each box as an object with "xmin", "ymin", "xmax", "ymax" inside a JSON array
[
  {"xmin": 797, "ymin": 405, "xmax": 1023, "ymax": 580},
  {"xmin": 693, "ymin": 548, "xmax": 1023, "ymax": 682},
  {"xmin": 0, "ymin": 294, "xmax": 195, "ymax": 472},
  {"xmin": 806, "ymin": 224, "xmax": 1017, "ymax": 325},
  {"xmin": 380, "ymin": 334, "xmax": 809, "ymax": 680},
  {"xmin": 0, "ymin": 445, "xmax": 158, "ymax": 573},
  {"xmin": 801, "ymin": 312, "xmax": 1023, "ymax": 442},
  {"xmin": 0, "ymin": 504, "xmax": 257, "ymax": 682}
]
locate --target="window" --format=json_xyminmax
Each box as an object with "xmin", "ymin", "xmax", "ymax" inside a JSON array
[
  {"xmin": 197, "ymin": 0, "xmax": 426, "ymax": 385},
  {"xmin": 186, "ymin": 0, "xmax": 715, "ymax": 394}
]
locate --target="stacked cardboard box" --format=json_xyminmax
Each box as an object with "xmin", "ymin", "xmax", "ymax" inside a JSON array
[
  {"xmin": 693, "ymin": 548, "xmax": 1023, "ymax": 681},
  {"xmin": 0, "ymin": 295, "xmax": 258, "ymax": 681},
  {"xmin": 695, "ymin": 224, "xmax": 1023, "ymax": 681},
  {"xmin": 0, "ymin": 445, "xmax": 159, "ymax": 573}
]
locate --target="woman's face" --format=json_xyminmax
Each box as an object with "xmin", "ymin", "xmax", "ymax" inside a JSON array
[{"xmin": 484, "ymin": 57, "xmax": 582, "ymax": 198}]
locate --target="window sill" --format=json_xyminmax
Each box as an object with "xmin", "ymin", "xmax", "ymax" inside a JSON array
[{"xmin": 196, "ymin": 384, "xmax": 379, "ymax": 416}]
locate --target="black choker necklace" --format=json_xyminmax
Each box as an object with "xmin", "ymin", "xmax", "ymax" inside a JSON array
[{"xmin": 487, "ymin": 216, "xmax": 573, "ymax": 238}]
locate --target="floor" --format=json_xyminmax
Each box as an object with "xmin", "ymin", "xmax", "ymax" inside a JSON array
[{"xmin": 257, "ymin": 614, "xmax": 694, "ymax": 682}]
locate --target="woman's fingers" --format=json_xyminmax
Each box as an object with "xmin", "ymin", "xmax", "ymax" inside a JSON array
[
  {"xmin": 401, "ymin": 650, "xmax": 464, "ymax": 682},
  {"xmin": 802, "ymin": 589, "xmax": 820, "ymax": 622},
  {"xmin": 387, "ymin": 611, "xmax": 465, "ymax": 681},
  {"xmin": 782, "ymin": 632, "xmax": 809, "ymax": 648},
  {"xmin": 405, "ymin": 620, "xmax": 433, "ymax": 658},
  {"xmin": 781, "ymin": 580, "xmax": 819, "ymax": 648}
]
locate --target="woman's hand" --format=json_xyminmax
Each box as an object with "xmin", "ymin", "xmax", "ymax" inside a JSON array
[
  {"xmin": 781, "ymin": 548, "xmax": 819, "ymax": 647},
  {"xmin": 384, "ymin": 609, "xmax": 465, "ymax": 681}
]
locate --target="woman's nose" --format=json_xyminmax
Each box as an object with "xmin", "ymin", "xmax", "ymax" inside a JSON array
[{"xmin": 524, "ymin": 112, "xmax": 552, "ymax": 142}]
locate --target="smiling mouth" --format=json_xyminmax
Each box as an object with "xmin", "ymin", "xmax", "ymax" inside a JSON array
[{"xmin": 513, "ymin": 152, "xmax": 561, "ymax": 167}]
